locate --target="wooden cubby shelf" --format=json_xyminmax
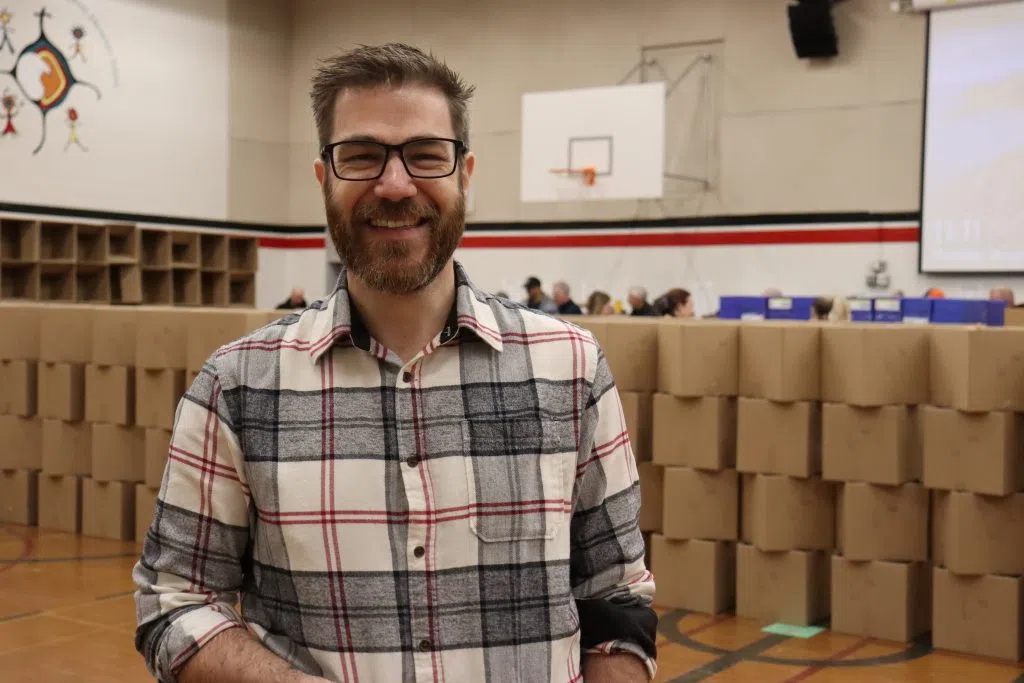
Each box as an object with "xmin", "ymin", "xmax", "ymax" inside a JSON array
[
  {"xmin": 1, "ymin": 219, "xmax": 40, "ymax": 263},
  {"xmin": 0, "ymin": 216, "xmax": 259, "ymax": 308}
]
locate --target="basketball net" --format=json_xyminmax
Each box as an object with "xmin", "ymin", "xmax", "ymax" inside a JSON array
[{"xmin": 549, "ymin": 166, "xmax": 602, "ymax": 201}]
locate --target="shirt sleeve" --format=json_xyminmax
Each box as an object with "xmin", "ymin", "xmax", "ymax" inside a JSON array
[
  {"xmin": 570, "ymin": 345, "xmax": 658, "ymax": 679},
  {"xmin": 132, "ymin": 363, "xmax": 253, "ymax": 683}
]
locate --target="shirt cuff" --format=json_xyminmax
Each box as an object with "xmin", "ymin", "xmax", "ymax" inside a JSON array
[
  {"xmin": 585, "ymin": 639, "xmax": 658, "ymax": 680},
  {"xmin": 150, "ymin": 604, "xmax": 246, "ymax": 683}
]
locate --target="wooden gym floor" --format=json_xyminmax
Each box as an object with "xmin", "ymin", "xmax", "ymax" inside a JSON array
[{"xmin": 2, "ymin": 524, "xmax": 1023, "ymax": 683}]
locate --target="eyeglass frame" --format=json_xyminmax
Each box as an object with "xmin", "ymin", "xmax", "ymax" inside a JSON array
[{"xmin": 319, "ymin": 137, "xmax": 468, "ymax": 181}]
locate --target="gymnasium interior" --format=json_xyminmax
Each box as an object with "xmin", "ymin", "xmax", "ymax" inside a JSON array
[{"xmin": 2, "ymin": 0, "xmax": 1024, "ymax": 680}]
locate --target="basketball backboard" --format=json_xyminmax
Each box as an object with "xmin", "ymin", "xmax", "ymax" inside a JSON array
[{"xmin": 520, "ymin": 82, "xmax": 666, "ymax": 202}]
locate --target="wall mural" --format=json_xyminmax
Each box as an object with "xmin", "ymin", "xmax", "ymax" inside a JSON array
[{"xmin": 0, "ymin": 3, "xmax": 111, "ymax": 154}]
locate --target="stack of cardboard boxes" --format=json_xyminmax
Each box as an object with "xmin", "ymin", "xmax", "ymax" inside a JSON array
[
  {"xmin": 0, "ymin": 303, "xmax": 279, "ymax": 543},
  {"xmin": 821, "ymin": 324, "xmax": 932, "ymax": 642},
  {"xmin": 567, "ymin": 314, "xmax": 1024, "ymax": 662},
  {"xmin": 737, "ymin": 322, "xmax": 834, "ymax": 626},
  {"xmin": 927, "ymin": 326, "xmax": 1024, "ymax": 661}
]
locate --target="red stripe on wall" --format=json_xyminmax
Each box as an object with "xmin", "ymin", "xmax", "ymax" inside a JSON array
[
  {"xmin": 256, "ymin": 226, "xmax": 919, "ymax": 250},
  {"xmin": 458, "ymin": 226, "xmax": 920, "ymax": 249},
  {"xmin": 258, "ymin": 237, "xmax": 327, "ymax": 249}
]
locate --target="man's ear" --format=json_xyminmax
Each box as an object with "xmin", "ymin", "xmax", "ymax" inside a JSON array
[
  {"xmin": 314, "ymin": 157, "xmax": 326, "ymax": 186},
  {"xmin": 460, "ymin": 151, "xmax": 476, "ymax": 198}
]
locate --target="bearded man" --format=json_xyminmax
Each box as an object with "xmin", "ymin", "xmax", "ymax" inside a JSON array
[{"xmin": 133, "ymin": 43, "xmax": 656, "ymax": 683}]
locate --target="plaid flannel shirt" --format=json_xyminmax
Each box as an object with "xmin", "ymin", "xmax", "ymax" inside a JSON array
[{"xmin": 133, "ymin": 262, "xmax": 657, "ymax": 683}]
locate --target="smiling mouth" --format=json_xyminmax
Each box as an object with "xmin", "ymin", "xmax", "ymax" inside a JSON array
[{"xmin": 367, "ymin": 218, "xmax": 428, "ymax": 229}]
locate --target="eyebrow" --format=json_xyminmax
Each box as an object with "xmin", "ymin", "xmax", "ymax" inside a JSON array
[{"xmin": 337, "ymin": 134, "xmax": 447, "ymax": 145}]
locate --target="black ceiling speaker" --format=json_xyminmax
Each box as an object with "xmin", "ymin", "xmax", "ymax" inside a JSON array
[{"xmin": 787, "ymin": 0, "xmax": 839, "ymax": 59}]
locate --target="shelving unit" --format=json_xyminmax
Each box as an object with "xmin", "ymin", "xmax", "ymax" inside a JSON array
[{"xmin": 0, "ymin": 217, "xmax": 260, "ymax": 308}]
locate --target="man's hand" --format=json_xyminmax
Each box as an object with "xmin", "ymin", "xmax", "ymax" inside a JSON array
[{"xmin": 582, "ymin": 652, "xmax": 650, "ymax": 682}]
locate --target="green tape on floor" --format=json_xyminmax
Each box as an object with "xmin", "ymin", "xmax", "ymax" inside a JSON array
[{"xmin": 761, "ymin": 623, "xmax": 825, "ymax": 639}]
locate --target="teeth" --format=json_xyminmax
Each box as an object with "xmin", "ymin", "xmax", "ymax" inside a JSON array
[{"xmin": 369, "ymin": 219, "xmax": 420, "ymax": 229}]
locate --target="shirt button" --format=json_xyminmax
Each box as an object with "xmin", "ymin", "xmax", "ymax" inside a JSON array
[
  {"xmin": 414, "ymin": 545, "xmax": 425, "ymax": 558},
  {"xmin": 419, "ymin": 639, "xmax": 432, "ymax": 652},
  {"xmin": 402, "ymin": 371, "xmax": 412, "ymax": 383},
  {"xmin": 406, "ymin": 456, "xmax": 420, "ymax": 468}
]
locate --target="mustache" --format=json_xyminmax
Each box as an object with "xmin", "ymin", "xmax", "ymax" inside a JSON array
[{"xmin": 353, "ymin": 199, "xmax": 439, "ymax": 223}]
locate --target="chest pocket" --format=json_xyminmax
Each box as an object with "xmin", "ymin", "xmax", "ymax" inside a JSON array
[{"xmin": 463, "ymin": 418, "xmax": 578, "ymax": 542}]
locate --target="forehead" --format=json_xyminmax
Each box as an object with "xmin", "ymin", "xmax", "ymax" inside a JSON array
[{"xmin": 330, "ymin": 84, "xmax": 453, "ymax": 142}]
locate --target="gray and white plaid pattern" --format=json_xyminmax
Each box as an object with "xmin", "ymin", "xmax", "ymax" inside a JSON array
[{"xmin": 133, "ymin": 262, "xmax": 657, "ymax": 683}]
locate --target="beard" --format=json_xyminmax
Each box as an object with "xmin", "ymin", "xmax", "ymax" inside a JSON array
[{"xmin": 325, "ymin": 187, "xmax": 465, "ymax": 295}]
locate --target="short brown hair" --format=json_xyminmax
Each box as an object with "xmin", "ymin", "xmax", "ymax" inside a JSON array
[{"xmin": 309, "ymin": 43, "xmax": 475, "ymax": 149}]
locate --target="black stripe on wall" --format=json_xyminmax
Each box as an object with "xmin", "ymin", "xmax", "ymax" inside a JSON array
[{"xmin": 0, "ymin": 201, "xmax": 920, "ymax": 236}]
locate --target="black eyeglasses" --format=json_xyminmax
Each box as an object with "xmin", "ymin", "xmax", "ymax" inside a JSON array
[{"xmin": 320, "ymin": 137, "xmax": 466, "ymax": 181}]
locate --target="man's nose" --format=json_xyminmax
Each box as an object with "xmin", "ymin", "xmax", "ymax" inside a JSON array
[{"xmin": 374, "ymin": 154, "xmax": 417, "ymax": 201}]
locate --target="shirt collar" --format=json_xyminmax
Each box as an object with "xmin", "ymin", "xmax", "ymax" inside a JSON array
[{"xmin": 307, "ymin": 260, "xmax": 503, "ymax": 363}]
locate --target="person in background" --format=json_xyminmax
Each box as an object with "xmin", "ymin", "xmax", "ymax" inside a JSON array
[
  {"xmin": 552, "ymin": 280, "xmax": 582, "ymax": 315},
  {"xmin": 627, "ymin": 286, "xmax": 657, "ymax": 316},
  {"xmin": 811, "ymin": 295, "xmax": 851, "ymax": 322},
  {"xmin": 811, "ymin": 296, "xmax": 833, "ymax": 321},
  {"xmin": 276, "ymin": 286, "xmax": 308, "ymax": 309},
  {"xmin": 585, "ymin": 290, "xmax": 614, "ymax": 315},
  {"xmin": 654, "ymin": 288, "xmax": 694, "ymax": 318},
  {"xmin": 523, "ymin": 275, "xmax": 558, "ymax": 313},
  {"xmin": 762, "ymin": 287, "xmax": 782, "ymax": 297},
  {"xmin": 990, "ymin": 287, "xmax": 1015, "ymax": 306}
]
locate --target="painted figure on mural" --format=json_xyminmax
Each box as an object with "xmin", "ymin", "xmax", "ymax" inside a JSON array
[
  {"xmin": 0, "ymin": 8, "xmax": 14, "ymax": 54},
  {"xmin": 69, "ymin": 25, "xmax": 86, "ymax": 62},
  {"xmin": 64, "ymin": 107, "xmax": 87, "ymax": 151},
  {"xmin": 1, "ymin": 89, "xmax": 19, "ymax": 137}
]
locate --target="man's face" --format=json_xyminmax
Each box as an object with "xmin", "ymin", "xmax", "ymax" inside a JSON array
[
  {"xmin": 314, "ymin": 84, "xmax": 475, "ymax": 295},
  {"xmin": 628, "ymin": 294, "xmax": 643, "ymax": 310},
  {"xmin": 552, "ymin": 288, "xmax": 568, "ymax": 305}
]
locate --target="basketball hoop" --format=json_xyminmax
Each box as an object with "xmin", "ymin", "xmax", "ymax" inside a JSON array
[{"xmin": 549, "ymin": 166, "xmax": 598, "ymax": 186}]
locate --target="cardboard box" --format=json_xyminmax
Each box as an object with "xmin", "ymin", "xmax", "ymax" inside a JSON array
[
  {"xmin": 135, "ymin": 483, "xmax": 159, "ymax": 544},
  {"xmin": 0, "ymin": 304, "xmax": 41, "ymax": 360},
  {"xmin": 0, "ymin": 415, "xmax": 42, "ymax": 470},
  {"xmin": 932, "ymin": 490, "xmax": 1024, "ymax": 575},
  {"xmin": 136, "ymin": 369, "xmax": 186, "ymax": 430},
  {"xmin": 135, "ymin": 309, "xmax": 190, "ymax": 370},
  {"xmin": 581, "ymin": 318, "xmax": 659, "ymax": 393},
  {"xmin": 650, "ymin": 535, "xmax": 735, "ymax": 615},
  {"xmin": 37, "ymin": 474, "xmax": 82, "ymax": 533},
  {"xmin": 921, "ymin": 406, "xmax": 1024, "ymax": 496},
  {"xmin": 736, "ymin": 398, "xmax": 821, "ymax": 477},
  {"xmin": 621, "ymin": 392, "xmax": 653, "ymax": 462},
  {"xmin": 1005, "ymin": 307, "xmax": 1024, "ymax": 327},
  {"xmin": 657, "ymin": 320, "xmax": 738, "ymax": 398},
  {"xmin": 932, "ymin": 568, "xmax": 1023, "ymax": 661},
  {"xmin": 0, "ymin": 469, "xmax": 38, "ymax": 525},
  {"xmin": 187, "ymin": 309, "xmax": 274, "ymax": 373},
  {"xmin": 821, "ymin": 403, "xmax": 921, "ymax": 485},
  {"xmin": 831, "ymin": 557, "xmax": 931, "ymax": 643},
  {"xmin": 931, "ymin": 326, "xmax": 1024, "ymax": 412},
  {"xmin": 742, "ymin": 474, "xmax": 835, "ymax": 551},
  {"xmin": 91, "ymin": 423, "xmax": 145, "ymax": 483},
  {"xmin": 41, "ymin": 419, "xmax": 91, "ymax": 476},
  {"xmin": 37, "ymin": 362, "xmax": 85, "ymax": 421},
  {"xmin": 738, "ymin": 322, "xmax": 820, "ymax": 401},
  {"xmin": 651, "ymin": 394, "xmax": 736, "ymax": 470},
  {"xmin": 144, "ymin": 428, "xmax": 171, "ymax": 489},
  {"xmin": 91, "ymin": 307, "xmax": 138, "ymax": 366},
  {"xmin": 84, "ymin": 365, "xmax": 135, "ymax": 426},
  {"xmin": 81, "ymin": 477, "xmax": 135, "ymax": 541},
  {"xmin": 837, "ymin": 482, "xmax": 928, "ymax": 562},
  {"xmin": 735, "ymin": 544, "xmax": 831, "ymax": 626},
  {"xmin": 0, "ymin": 359, "xmax": 37, "ymax": 416},
  {"xmin": 638, "ymin": 462, "xmax": 663, "ymax": 533},
  {"xmin": 662, "ymin": 467, "xmax": 738, "ymax": 541},
  {"xmin": 40, "ymin": 305, "xmax": 94, "ymax": 364},
  {"xmin": 821, "ymin": 324, "xmax": 930, "ymax": 406}
]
